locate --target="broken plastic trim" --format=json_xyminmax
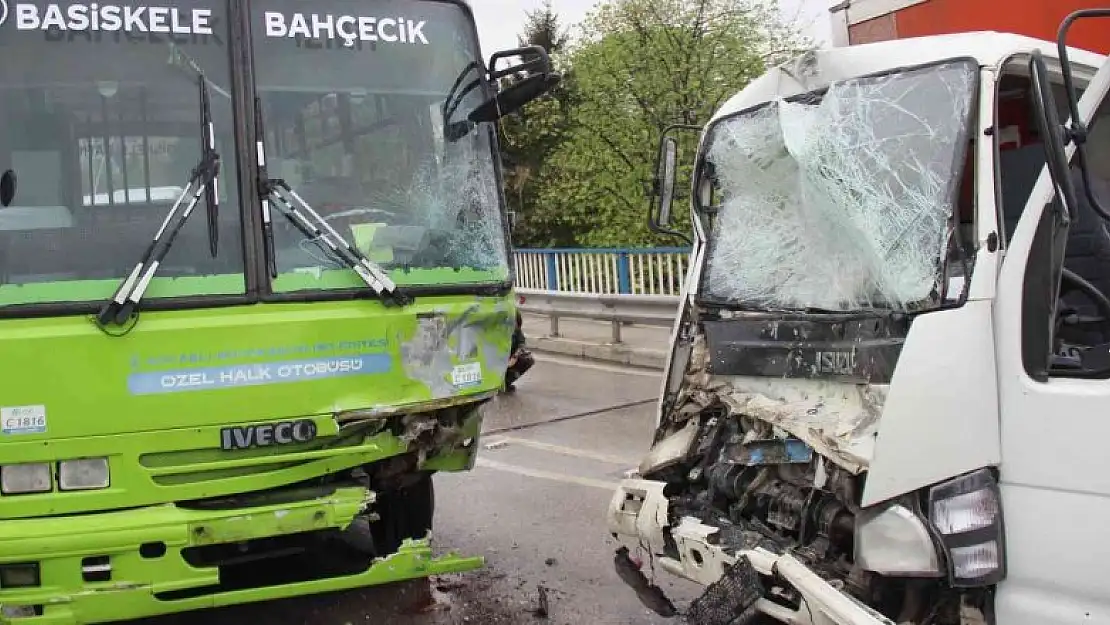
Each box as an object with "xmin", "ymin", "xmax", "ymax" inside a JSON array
[{"xmin": 698, "ymin": 58, "xmax": 978, "ymax": 313}]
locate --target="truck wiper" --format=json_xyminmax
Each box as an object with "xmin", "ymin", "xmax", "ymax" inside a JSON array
[
  {"xmin": 252, "ymin": 97, "xmax": 411, "ymax": 307},
  {"xmin": 96, "ymin": 73, "xmax": 220, "ymax": 327}
]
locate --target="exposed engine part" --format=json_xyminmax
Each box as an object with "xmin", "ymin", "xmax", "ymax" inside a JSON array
[{"xmin": 643, "ymin": 398, "xmax": 974, "ymax": 625}]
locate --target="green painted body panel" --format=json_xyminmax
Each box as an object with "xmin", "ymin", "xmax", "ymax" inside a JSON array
[
  {"xmin": 0, "ymin": 293, "xmax": 513, "ymax": 623},
  {"xmin": 0, "ymin": 295, "xmax": 513, "ymax": 441},
  {"xmin": 0, "ymin": 484, "xmax": 483, "ymax": 624}
]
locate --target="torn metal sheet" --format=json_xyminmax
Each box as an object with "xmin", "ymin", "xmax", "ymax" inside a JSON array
[
  {"xmin": 715, "ymin": 376, "xmax": 887, "ymax": 474},
  {"xmin": 638, "ymin": 418, "xmax": 701, "ymax": 475}
]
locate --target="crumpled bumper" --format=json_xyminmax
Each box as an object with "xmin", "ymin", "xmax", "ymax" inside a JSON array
[
  {"xmin": 0, "ymin": 485, "xmax": 481, "ymax": 625},
  {"xmin": 606, "ymin": 478, "xmax": 895, "ymax": 625}
]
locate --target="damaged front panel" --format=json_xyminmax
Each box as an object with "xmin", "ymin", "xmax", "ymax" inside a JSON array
[
  {"xmin": 399, "ymin": 301, "xmax": 515, "ymax": 400},
  {"xmin": 702, "ymin": 314, "xmax": 907, "ymax": 383}
]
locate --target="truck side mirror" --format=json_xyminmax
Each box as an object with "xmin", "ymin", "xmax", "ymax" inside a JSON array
[
  {"xmin": 651, "ymin": 137, "xmax": 679, "ymax": 229},
  {"xmin": 1029, "ymin": 50, "xmax": 1078, "ymax": 225},
  {"xmin": 1045, "ymin": 8, "xmax": 1110, "ymax": 223},
  {"xmin": 0, "ymin": 170, "xmax": 16, "ymax": 207}
]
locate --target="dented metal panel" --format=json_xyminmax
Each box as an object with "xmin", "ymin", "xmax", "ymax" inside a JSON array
[{"xmin": 702, "ymin": 313, "xmax": 907, "ymax": 383}]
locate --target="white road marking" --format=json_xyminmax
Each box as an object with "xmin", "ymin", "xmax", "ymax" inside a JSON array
[
  {"xmin": 475, "ymin": 457, "xmax": 620, "ymax": 491},
  {"xmin": 483, "ymin": 435, "xmax": 640, "ymax": 466},
  {"xmin": 531, "ymin": 352, "xmax": 662, "ymax": 378}
]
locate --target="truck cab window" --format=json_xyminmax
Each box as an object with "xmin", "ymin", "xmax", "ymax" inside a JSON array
[{"xmin": 1006, "ymin": 65, "xmax": 1110, "ymax": 375}]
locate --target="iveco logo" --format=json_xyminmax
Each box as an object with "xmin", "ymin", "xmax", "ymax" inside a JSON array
[{"xmin": 220, "ymin": 419, "xmax": 318, "ymax": 451}]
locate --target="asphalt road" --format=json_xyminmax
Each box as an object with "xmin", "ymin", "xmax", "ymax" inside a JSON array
[{"xmin": 138, "ymin": 355, "xmax": 702, "ymax": 625}]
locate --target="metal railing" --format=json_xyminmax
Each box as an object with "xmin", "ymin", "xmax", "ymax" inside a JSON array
[
  {"xmin": 515, "ymin": 288, "xmax": 680, "ymax": 344},
  {"xmin": 512, "ymin": 247, "xmax": 691, "ymax": 296}
]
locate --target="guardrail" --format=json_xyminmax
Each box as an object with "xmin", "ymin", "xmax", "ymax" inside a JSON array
[
  {"xmin": 512, "ymin": 247, "xmax": 691, "ymax": 296},
  {"xmin": 515, "ymin": 288, "xmax": 680, "ymax": 344}
]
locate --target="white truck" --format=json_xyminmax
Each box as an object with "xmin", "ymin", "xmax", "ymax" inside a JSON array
[{"xmin": 606, "ymin": 9, "xmax": 1110, "ymax": 625}]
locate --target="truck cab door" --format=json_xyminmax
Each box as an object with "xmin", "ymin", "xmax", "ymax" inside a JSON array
[{"xmin": 993, "ymin": 49, "xmax": 1110, "ymax": 624}]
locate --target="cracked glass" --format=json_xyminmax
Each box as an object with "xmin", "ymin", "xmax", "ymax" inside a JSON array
[
  {"xmin": 251, "ymin": 0, "xmax": 509, "ymax": 292},
  {"xmin": 700, "ymin": 60, "xmax": 977, "ymax": 312}
]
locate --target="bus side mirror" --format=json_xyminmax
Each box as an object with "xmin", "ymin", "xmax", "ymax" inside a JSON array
[
  {"xmin": 443, "ymin": 45, "xmax": 560, "ymax": 142},
  {"xmin": 651, "ymin": 138, "xmax": 679, "ymax": 230},
  {"xmin": 469, "ymin": 72, "xmax": 561, "ymax": 123},
  {"xmin": 469, "ymin": 45, "xmax": 561, "ymax": 123},
  {"xmin": 0, "ymin": 170, "xmax": 16, "ymax": 207}
]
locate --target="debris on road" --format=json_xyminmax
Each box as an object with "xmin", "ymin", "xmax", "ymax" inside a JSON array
[
  {"xmin": 532, "ymin": 585, "xmax": 550, "ymax": 618},
  {"xmin": 484, "ymin": 437, "xmax": 510, "ymax": 451}
]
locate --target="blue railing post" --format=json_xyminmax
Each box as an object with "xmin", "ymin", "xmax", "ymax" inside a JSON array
[
  {"xmin": 544, "ymin": 252, "xmax": 559, "ymax": 291},
  {"xmin": 617, "ymin": 252, "xmax": 632, "ymax": 294}
]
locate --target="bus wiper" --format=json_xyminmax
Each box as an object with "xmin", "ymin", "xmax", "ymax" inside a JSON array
[
  {"xmin": 252, "ymin": 98, "xmax": 411, "ymax": 307},
  {"xmin": 95, "ymin": 74, "xmax": 220, "ymax": 327}
]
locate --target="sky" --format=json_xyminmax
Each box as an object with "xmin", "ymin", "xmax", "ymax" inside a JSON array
[{"xmin": 471, "ymin": 0, "xmax": 835, "ymax": 57}]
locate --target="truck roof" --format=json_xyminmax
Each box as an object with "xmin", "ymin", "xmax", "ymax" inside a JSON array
[{"xmin": 712, "ymin": 31, "xmax": 1106, "ymax": 122}]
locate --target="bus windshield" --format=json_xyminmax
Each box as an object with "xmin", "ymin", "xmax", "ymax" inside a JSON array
[
  {"xmin": 0, "ymin": 0, "xmax": 509, "ymax": 310},
  {"xmin": 252, "ymin": 0, "xmax": 509, "ymax": 293},
  {"xmin": 0, "ymin": 0, "xmax": 243, "ymax": 308}
]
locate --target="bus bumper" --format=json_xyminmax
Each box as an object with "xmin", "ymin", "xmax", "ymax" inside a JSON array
[{"xmin": 0, "ymin": 485, "xmax": 482, "ymax": 624}]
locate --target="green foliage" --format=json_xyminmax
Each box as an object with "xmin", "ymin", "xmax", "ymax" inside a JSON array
[
  {"xmin": 499, "ymin": 0, "xmax": 810, "ymax": 248},
  {"xmin": 496, "ymin": 0, "xmax": 577, "ymax": 247}
]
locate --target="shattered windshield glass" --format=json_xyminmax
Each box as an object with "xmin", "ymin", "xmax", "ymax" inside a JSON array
[
  {"xmin": 700, "ymin": 60, "xmax": 977, "ymax": 312},
  {"xmin": 251, "ymin": 0, "xmax": 508, "ymax": 291}
]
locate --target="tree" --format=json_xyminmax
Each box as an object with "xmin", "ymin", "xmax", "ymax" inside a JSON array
[
  {"xmin": 496, "ymin": 0, "xmax": 578, "ymax": 247},
  {"xmin": 533, "ymin": 0, "xmax": 810, "ymax": 247}
]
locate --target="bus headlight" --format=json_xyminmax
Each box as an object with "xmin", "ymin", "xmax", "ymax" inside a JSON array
[
  {"xmin": 58, "ymin": 458, "xmax": 110, "ymax": 491},
  {"xmin": 0, "ymin": 464, "xmax": 51, "ymax": 494},
  {"xmin": 928, "ymin": 468, "xmax": 1006, "ymax": 587}
]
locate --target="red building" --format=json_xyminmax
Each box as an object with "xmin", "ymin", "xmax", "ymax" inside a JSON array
[{"xmin": 829, "ymin": 0, "xmax": 1110, "ymax": 54}]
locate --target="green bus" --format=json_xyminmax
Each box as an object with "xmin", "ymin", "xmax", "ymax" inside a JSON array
[{"xmin": 0, "ymin": 0, "xmax": 555, "ymax": 622}]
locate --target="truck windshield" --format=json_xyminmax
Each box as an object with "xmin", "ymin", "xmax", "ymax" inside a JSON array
[
  {"xmin": 252, "ymin": 0, "xmax": 509, "ymax": 292},
  {"xmin": 699, "ymin": 59, "xmax": 977, "ymax": 312},
  {"xmin": 0, "ymin": 0, "xmax": 243, "ymax": 308}
]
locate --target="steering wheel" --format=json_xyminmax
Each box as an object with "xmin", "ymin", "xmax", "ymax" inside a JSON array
[{"xmin": 1056, "ymin": 267, "xmax": 1110, "ymax": 348}]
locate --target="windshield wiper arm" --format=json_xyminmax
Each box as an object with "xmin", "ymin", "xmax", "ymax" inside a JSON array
[
  {"xmin": 96, "ymin": 75, "xmax": 220, "ymax": 327},
  {"xmin": 253, "ymin": 98, "xmax": 411, "ymax": 307}
]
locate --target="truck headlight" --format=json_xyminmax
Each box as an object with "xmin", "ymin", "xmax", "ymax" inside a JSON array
[
  {"xmin": 855, "ymin": 503, "xmax": 942, "ymax": 577},
  {"xmin": 0, "ymin": 464, "xmax": 51, "ymax": 494},
  {"xmin": 928, "ymin": 468, "xmax": 1005, "ymax": 587},
  {"xmin": 58, "ymin": 458, "xmax": 110, "ymax": 491}
]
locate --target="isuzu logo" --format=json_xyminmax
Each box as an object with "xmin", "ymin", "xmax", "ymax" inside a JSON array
[
  {"xmin": 220, "ymin": 419, "xmax": 318, "ymax": 451},
  {"xmin": 814, "ymin": 350, "xmax": 857, "ymax": 375}
]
